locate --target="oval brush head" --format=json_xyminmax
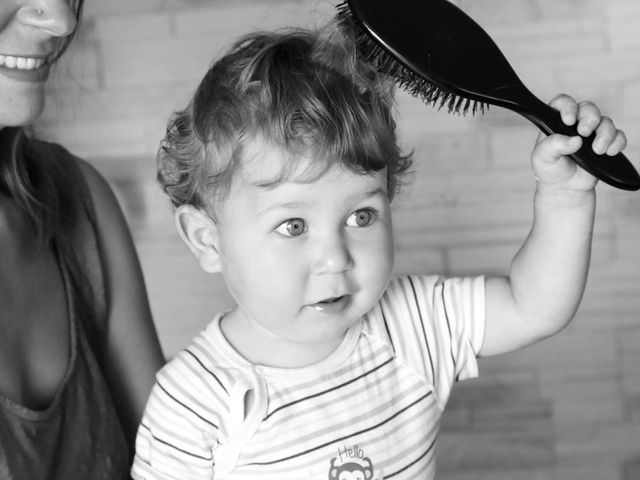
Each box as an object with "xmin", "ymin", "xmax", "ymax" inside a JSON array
[{"xmin": 336, "ymin": 0, "xmax": 640, "ymax": 191}]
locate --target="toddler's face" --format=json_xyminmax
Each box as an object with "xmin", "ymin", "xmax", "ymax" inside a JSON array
[{"xmin": 216, "ymin": 142, "xmax": 394, "ymax": 364}]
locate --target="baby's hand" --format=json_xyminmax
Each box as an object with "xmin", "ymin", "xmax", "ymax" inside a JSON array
[{"xmin": 531, "ymin": 94, "xmax": 627, "ymax": 193}]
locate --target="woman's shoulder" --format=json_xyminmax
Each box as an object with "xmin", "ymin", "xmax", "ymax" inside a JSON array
[
  {"xmin": 26, "ymin": 136, "xmax": 103, "ymax": 209},
  {"xmin": 27, "ymin": 136, "xmax": 105, "ymax": 187},
  {"xmin": 27, "ymin": 135, "xmax": 81, "ymax": 167}
]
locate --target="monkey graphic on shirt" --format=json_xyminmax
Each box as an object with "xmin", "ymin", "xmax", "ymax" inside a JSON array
[{"xmin": 328, "ymin": 445, "xmax": 379, "ymax": 480}]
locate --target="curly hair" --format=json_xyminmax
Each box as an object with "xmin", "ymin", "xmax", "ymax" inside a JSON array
[{"xmin": 158, "ymin": 22, "xmax": 413, "ymax": 216}]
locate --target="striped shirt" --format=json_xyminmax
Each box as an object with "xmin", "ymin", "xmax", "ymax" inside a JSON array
[{"xmin": 131, "ymin": 275, "xmax": 485, "ymax": 480}]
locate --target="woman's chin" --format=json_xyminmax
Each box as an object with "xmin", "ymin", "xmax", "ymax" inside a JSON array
[{"xmin": 0, "ymin": 93, "xmax": 46, "ymax": 128}]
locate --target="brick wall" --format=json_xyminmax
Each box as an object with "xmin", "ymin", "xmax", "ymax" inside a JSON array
[{"xmin": 33, "ymin": 1, "xmax": 640, "ymax": 478}]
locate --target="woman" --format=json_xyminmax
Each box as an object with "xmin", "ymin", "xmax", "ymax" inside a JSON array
[{"xmin": 0, "ymin": 1, "xmax": 164, "ymax": 478}]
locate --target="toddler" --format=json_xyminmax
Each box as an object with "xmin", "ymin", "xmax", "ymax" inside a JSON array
[{"xmin": 132, "ymin": 23, "xmax": 627, "ymax": 480}]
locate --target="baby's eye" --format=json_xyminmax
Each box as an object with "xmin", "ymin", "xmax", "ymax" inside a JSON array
[
  {"xmin": 275, "ymin": 218, "xmax": 306, "ymax": 237},
  {"xmin": 346, "ymin": 209, "xmax": 376, "ymax": 228}
]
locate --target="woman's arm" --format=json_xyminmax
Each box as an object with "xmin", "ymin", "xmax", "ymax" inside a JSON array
[{"xmin": 79, "ymin": 160, "xmax": 165, "ymax": 450}]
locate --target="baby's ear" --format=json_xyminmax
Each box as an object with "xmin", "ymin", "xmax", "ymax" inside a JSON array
[{"xmin": 174, "ymin": 205, "xmax": 221, "ymax": 273}]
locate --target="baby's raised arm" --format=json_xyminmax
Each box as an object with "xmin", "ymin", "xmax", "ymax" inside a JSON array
[{"xmin": 480, "ymin": 94, "xmax": 627, "ymax": 356}]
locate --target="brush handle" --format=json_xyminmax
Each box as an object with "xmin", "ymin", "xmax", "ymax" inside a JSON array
[{"xmin": 517, "ymin": 92, "xmax": 640, "ymax": 191}]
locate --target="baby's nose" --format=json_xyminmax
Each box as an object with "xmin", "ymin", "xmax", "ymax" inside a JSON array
[{"xmin": 313, "ymin": 234, "xmax": 354, "ymax": 274}]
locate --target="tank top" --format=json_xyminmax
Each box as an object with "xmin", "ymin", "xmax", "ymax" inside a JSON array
[{"xmin": 0, "ymin": 128, "xmax": 130, "ymax": 479}]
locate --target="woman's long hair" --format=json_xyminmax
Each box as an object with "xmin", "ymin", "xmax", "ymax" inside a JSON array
[{"xmin": 0, "ymin": 0, "xmax": 85, "ymax": 243}]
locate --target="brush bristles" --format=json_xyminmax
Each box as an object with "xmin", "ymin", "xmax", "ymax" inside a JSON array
[{"xmin": 336, "ymin": 2, "xmax": 486, "ymax": 115}]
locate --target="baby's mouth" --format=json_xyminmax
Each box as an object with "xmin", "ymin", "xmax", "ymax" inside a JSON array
[{"xmin": 309, "ymin": 295, "xmax": 351, "ymax": 313}]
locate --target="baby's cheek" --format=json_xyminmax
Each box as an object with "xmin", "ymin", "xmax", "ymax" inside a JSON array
[
  {"xmin": 360, "ymin": 253, "xmax": 393, "ymax": 293},
  {"xmin": 373, "ymin": 242, "xmax": 395, "ymax": 276}
]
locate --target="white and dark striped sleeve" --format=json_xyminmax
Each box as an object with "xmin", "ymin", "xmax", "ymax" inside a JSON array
[
  {"xmin": 434, "ymin": 275, "xmax": 485, "ymax": 381},
  {"xmin": 131, "ymin": 351, "xmax": 224, "ymax": 480},
  {"xmin": 378, "ymin": 275, "xmax": 485, "ymax": 407}
]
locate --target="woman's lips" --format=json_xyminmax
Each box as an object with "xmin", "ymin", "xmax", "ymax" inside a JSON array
[
  {"xmin": 0, "ymin": 55, "xmax": 47, "ymax": 70},
  {"xmin": 309, "ymin": 295, "xmax": 351, "ymax": 314},
  {"xmin": 0, "ymin": 54, "xmax": 50, "ymax": 83}
]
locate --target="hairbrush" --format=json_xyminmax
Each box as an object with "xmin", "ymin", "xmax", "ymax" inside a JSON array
[{"xmin": 336, "ymin": 0, "xmax": 640, "ymax": 191}]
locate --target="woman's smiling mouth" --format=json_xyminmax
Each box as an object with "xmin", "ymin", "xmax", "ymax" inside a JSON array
[
  {"xmin": 0, "ymin": 54, "xmax": 51, "ymax": 82},
  {"xmin": 0, "ymin": 54, "xmax": 47, "ymax": 70}
]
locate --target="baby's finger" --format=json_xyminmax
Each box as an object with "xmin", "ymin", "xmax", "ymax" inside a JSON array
[
  {"xmin": 605, "ymin": 129, "xmax": 627, "ymax": 156},
  {"xmin": 549, "ymin": 93, "xmax": 578, "ymax": 126},
  {"xmin": 531, "ymin": 134, "xmax": 584, "ymax": 185},
  {"xmin": 591, "ymin": 116, "xmax": 617, "ymax": 154},
  {"xmin": 576, "ymin": 101, "xmax": 601, "ymax": 137},
  {"xmin": 535, "ymin": 134, "xmax": 582, "ymax": 166}
]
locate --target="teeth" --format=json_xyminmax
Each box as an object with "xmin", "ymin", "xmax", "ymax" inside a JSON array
[{"xmin": 0, "ymin": 54, "xmax": 46, "ymax": 70}]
